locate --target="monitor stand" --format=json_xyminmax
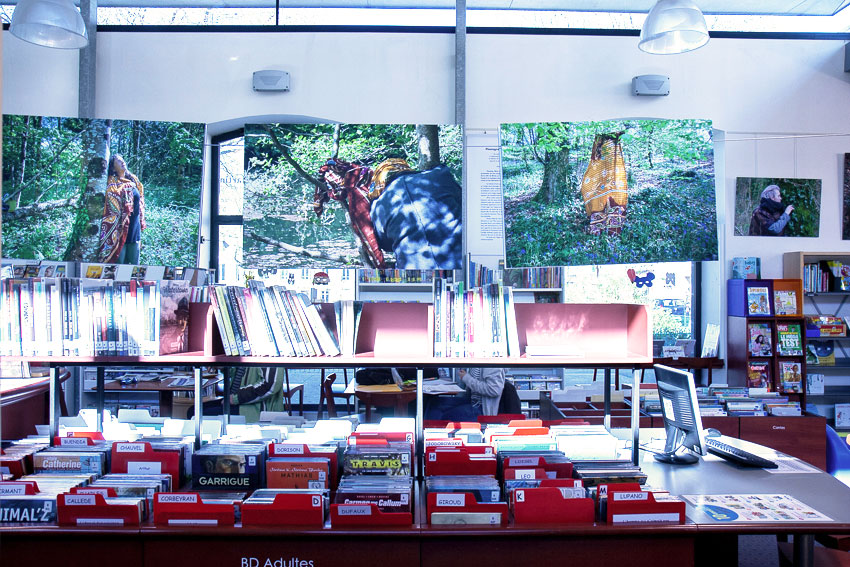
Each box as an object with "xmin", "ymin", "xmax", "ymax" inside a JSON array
[{"xmin": 654, "ymin": 450, "xmax": 699, "ymax": 465}]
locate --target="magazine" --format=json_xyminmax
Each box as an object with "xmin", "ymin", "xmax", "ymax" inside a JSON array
[{"xmin": 747, "ymin": 286, "xmax": 771, "ymax": 316}]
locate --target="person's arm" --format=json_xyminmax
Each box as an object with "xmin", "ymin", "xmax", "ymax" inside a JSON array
[
  {"xmin": 766, "ymin": 212, "xmax": 790, "ymax": 235},
  {"xmin": 231, "ymin": 367, "xmax": 281, "ymax": 405},
  {"xmin": 461, "ymin": 368, "xmax": 505, "ymax": 399}
]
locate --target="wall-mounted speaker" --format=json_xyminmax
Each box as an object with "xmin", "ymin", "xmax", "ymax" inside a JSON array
[
  {"xmin": 253, "ymin": 70, "xmax": 290, "ymax": 92},
  {"xmin": 632, "ymin": 75, "xmax": 670, "ymax": 96}
]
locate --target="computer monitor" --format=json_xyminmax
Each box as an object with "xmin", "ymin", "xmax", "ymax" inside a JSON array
[{"xmin": 653, "ymin": 364, "xmax": 707, "ymax": 465}]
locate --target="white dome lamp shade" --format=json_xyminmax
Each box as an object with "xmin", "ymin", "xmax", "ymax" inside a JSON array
[
  {"xmin": 10, "ymin": 0, "xmax": 89, "ymax": 49},
  {"xmin": 639, "ymin": 0, "xmax": 709, "ymax": 55}
]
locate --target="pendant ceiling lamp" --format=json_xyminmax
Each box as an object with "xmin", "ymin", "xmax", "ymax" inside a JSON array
[
  {"xmin": 10, "ymin": 0, "xmax": 88, "ymax": 49},
  {"xmin": 639, "ymin": 0, "xmax": 709, "ymax": 55}
]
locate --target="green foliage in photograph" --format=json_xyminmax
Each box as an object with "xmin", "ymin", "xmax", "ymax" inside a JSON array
[
  {"xmin": 243, "ymin": 123, "xmax": 463, "ymax": 269},
  {"xmin": 501, "ymin": 119, "xmax": 718, "ymax": 268},
  {"xmin": 734, "ymin": 176, "xmax": 822, "ymax": 237},
  {"xmin": 2, "ymin": 114, "xmax": 204, "ymax": 265}
]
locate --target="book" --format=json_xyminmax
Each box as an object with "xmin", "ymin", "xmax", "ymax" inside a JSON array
[
  {"xmin": 747, "ymin": 323, "xmax": 772, "ymax": 356},
  {"xmin": 806, "ymin": 373, "xmax": 825, "ymax": 395},
  {"xmin": 747, "ymin": 361, "xmax": 770, "ymax": 389},
  {"xmin": 836, "ymin": 403, "xmax": 850, "ymax": 429},
  {"xmin": 747, "ymin": 286, "xmax": 771, "ymax": 316},
  {"xmin": 159, "ymin": 280, "xmax": 192, "ymax": 355},
  {"xmin": 731, "ymin": 257, "xmax": 761, "ymax": 279},
  {"xmin": 805, "ymin": 315, "xmax": 846, "ymax": 338},
  {"xmin": 773, "ymin": 290, "xmax": 798, "ymax": 316},
  {"xmin": 807, "ymin": 339, "xmax": 835, "ymax": 366},
  {"xmin": 779, "ymin": 361, "xmax": 803, "ymax": 393},
  {"xmin": 775, "ymin": 323, "xmax": 804, "ymax": 356},
  {"xmin": 701, "ymin": 323, "xmax": 720, "ymax": 358}
]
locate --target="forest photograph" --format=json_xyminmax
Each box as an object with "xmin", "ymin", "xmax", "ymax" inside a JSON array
[
  {"xmin": 501, "ymin": 119, "xmax": 718, "ymax": 268},
  {"xmin": 243, "ymin": 123, "xmax": 463, "ymax": 270},
  {"xmin": 734, "ymin": 177, "xmax": 821, "ymax": 237},
  {"xmin": 2, "ymin": 115, "xmax": 204, "ymax": 266}
]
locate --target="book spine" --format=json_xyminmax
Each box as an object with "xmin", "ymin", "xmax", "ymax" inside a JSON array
[
  {"xmin": 287, "ymin": 290, "xmax": 317, "ymax": 356},
  {"xmin": 225, "ymin": 286, "xmax": 250, "ymax": 356},
  {"xmin": 241, "ymin": 285, "xmax": 271, "ymax": 356},
  {"xmin": 266, "ymin": 286, "xmax": 297, "ymax": 357},
  {"xmin": 208, "ymin": 286, "xmax": 233, "ymax": 356}
]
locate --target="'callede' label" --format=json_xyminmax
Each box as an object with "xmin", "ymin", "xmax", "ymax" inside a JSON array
[{"xmin": 63, "ymin": 494, "xmax": 96, "ymax": 506}]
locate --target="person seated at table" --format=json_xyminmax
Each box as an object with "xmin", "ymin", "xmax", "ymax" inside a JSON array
[{"xmin": 424, "ymin": 368, "xmax": 506, "ymax": 421}]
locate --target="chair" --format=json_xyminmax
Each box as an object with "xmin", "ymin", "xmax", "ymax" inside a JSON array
[
  {"xmin": 318, "ymin": 368, "xmax": 354, "ymax": 418},
  {"xmin": 281, "ymin": 368, "xmax": 305, "ymax": 416},
  {"xmin": 322, "ymin": 372, "xmax": 342, "ymax": 418},
  {"xmin": 497, "ymin": 380, "xmax": 523, "ymax": 415}
]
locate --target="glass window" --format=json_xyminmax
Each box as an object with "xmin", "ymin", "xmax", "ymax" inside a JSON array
[
  {"xmin": 219, "ymin": 137, "xmax": 245, "ymax": 217},
  {"xmin": 563, "ymin": 261, "xmax": 695, "ymax": 345}
]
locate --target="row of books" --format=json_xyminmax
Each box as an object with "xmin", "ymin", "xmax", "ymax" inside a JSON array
[
  {"xmin": 432, "ymin": 279, "xmax": 520, "ymax": 358},
  {"xmin": 1, "ymin": 277, "xmax": 196, "ymax": 357},
  {"xmin": 1, "ymin": 259, "xmax": 211, "ymax": 285},
  {"xmin": 803, "ymin": 261, "xmax": 850, "ymax": 293},
  {"xmin": 208, "ymin": 282, "xmax": 342, "ymax": 357},
  {"xmin": 467, "ymin": 261, "xmax": 562, "ymax": 290},
  {"xmin": 357, "ymin": 269, "xmax": 453, "ymax": 284}
]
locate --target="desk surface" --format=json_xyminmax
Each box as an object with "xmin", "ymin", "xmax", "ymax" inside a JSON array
[{"xmin": 640, "ymin": 434, "xmax": 850, "ymax": 532}]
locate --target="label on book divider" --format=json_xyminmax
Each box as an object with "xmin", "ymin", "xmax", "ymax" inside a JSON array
[
  {"xmin": 508, "ymin": 457, "xmax": 541, "ymax": 466},
  {"xmin": 59, "ymin": 437, "xmax": 90, "ymax": 446},
  {"xmin": 271, "ymin": 444, "xmax": 305, "ymax": 456},
  {"xmin": 436, "ymin": 494, "xmax": 466, "ymax": 507},
  {"xmin": 128, "ymin": 461, "xmax": 162, "ymax": 474},
  {"xmin": 337, "ymin": 505, "xmax": 373, "ymax": 516},
  {"xmin": 0, "ymin": 484, "xmax": 27, "ymax": 496},
  {"xmin": 513, "ymin": 469, "xmax": 536, "ymax": 480},
  {"xmin": 63, "ymin": 494, "xmax": 96, "ymax": 506},
  {"xmin": 311, "ymin": 495, "xmax": 322, "ymax": 508},
  {"xmin": 168, "ymin": 519, "xmax": 218, "ymax": 526},
  {"xmin": 612, "ymin": 492, "xmax": 649, "ymax": 501},
  {"xmin": 611, "ymin": 513, "xmax": 681, "ymax": 524},
  {"xmin": 158, "ymin": 493, "xmax": 198, "ymax": 504},
  {"xmin": 77, "ymin": 518, "xmax": 125, "ymax": 526},
  {"xmin": 116, "ymin": 442, "xmax": 147, "ymax": 453},
  {"xmin": 75, "ymin": 488, "xmax": 111, "ymax": 497}
]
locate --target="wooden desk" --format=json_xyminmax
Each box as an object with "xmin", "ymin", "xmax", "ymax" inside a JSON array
[
  {"xmin": 345, "ymin": 381, "xmax": 417, "ymax": 421},
  {"xmin": 102, "ymin": 375, "xmax": 220, "ymax": 418}
]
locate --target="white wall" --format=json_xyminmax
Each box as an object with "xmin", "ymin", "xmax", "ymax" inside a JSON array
[{"xmin": 4, "ymin": 30, "xmax": 850, "ymax": 379}]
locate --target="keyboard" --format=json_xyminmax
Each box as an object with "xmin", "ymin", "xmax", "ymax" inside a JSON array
[{"xmin": 705, "ymin": 438, "xmax": 779, "ymax": 469}]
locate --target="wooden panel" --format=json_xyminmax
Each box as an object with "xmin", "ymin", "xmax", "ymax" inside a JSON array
[
  {"xmin": 739, "ymin": 415, "xmax": 826, "ymax": 469},
  {"xmin": 144, "ymin": 533, "xmax": 420, "ymax": 567},
  {"xmin": 2, "ymin": 530, "xmax": 143, "ymax": 567},
  {"xmin": 701, "ymin": 416, "xmax": 740, "ymax": 438},
  {"xmin": 421, "ymin": 533, "xmax": 694, "ymax": 567}
]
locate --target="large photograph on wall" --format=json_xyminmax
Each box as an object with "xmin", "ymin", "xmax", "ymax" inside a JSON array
[
  {"xmin": 734, "ymin": 177, "xmax": 821, "ymax": 237},
  {"xmin": 243, "ymin": 123, "xmax": 463, "ymax": 270},
  {"xmin": 501, "ymin": 119, "xmax": 717, "ymax": 267},
  {"xmin": 2, "ymin": 115, "xmax": 204, "ymax": 266}
]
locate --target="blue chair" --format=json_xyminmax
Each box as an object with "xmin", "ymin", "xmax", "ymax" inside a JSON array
[{"xmin": 826, "ymin": 425, "xmax": 850, "ymax": 485}]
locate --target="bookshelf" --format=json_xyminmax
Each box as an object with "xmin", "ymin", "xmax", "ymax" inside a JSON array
[
  {"xmin": 784, "ymin": 251, "xmax": 850, "ymax": 427},
  {"xmin": 726, "ymin": 279, "xmax": 808, "ymax": 405}
]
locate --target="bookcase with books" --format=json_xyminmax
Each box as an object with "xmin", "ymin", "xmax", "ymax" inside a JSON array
[
  {"xmin": 727, "ymin": 279, "xmax": 807, "ymax": 404},
  {"xmin": 784, "ymin": 251, "xmax": 850, "ymax": 428}
]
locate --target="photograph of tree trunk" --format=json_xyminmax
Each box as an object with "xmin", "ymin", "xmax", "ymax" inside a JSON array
[
  {"xmin": 2, "ymin": 115, "xmax": 204, "ymax": 266},
  {"xmin": 501, "ymin": 119, "xmax": 718, "ymax": 268},
  {"xmin": 735, "ymin": 177, "xmax": 821, "ymax": 237},
  {"xmin": 243, "ymin": 123, "xmax": 463, "ymax": 270}
]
